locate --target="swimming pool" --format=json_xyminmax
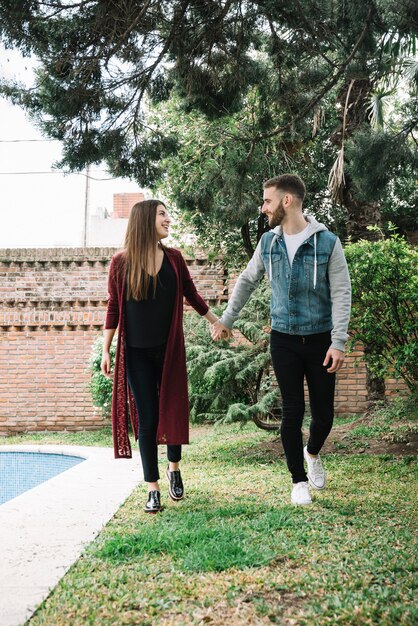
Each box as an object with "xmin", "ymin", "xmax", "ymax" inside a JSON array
[
  {"xmin": 0, "ymin": 451, "xmax": 85, "ymax": 505},
  {"xmin": 0, "ymin": 444, "xmax": 140, "ymax": 626}
]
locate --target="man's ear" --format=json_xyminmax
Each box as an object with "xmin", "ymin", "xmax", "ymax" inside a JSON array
[{"xmin": 283, "ymin": 193, "xmax": 293, "ymax": 207}]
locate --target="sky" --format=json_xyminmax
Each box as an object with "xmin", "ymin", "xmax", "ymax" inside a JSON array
[{"xmin": 0, "ymin": 48, "xmax": 143, "ymax": 248}]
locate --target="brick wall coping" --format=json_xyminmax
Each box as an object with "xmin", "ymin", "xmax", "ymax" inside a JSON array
[
  {"xmin": 0, "ymin": 248, "xmax": 216, "ymax": 264},
  {"xmin": 0, "ymin": 248, "xmax": 119, "ymax": 263}
]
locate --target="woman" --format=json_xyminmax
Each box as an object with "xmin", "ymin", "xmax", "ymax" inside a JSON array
[{"xmin": 101, "ymin": 199, "xmax": 220, "ymax": 513}]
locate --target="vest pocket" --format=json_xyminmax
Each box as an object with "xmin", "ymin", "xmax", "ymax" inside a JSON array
[
  {"xmin": 303, "ymin": 254, "xmax": 329, "ymax": 285},
  {"xmin": 262, "ymin": 248, "xmax": 282, "ymax": 279}
]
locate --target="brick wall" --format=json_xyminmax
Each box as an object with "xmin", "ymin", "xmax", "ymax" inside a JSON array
[
  {"xmin": 0, "ymin": 247, "xmax": 408, "ymax": 435},
  {"xmin": 333, "ymin": 345, "xmax": 367, "ymax": 414},
  {"xmin": 0, "ymin": 329, "xmax": 104, "ymax": 433},
  {"xmin": 0, "ymin": 248, "xmax": 226, "ymax": 435}
]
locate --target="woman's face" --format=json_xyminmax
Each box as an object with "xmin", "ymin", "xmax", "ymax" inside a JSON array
[{"xmin": 155, "ymin": 204, "xmax": 171, "ymax": 240}]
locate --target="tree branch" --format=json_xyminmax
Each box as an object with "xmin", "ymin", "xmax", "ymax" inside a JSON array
[{"xmin": 236, "ymin": 6, "xmax": 374, "ymax": 144}]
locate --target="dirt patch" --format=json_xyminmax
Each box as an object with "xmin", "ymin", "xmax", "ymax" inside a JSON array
[
  {"xmin": 255, "ymin": 420, "xmax": 418, "ymax": 458},
  {"xmin": 324, "ymin": 418, "xmax": 417, "ymax": 456},
  {"xmin": 160, "ymin": 589, "xmax": 305, "ymax": 626}
]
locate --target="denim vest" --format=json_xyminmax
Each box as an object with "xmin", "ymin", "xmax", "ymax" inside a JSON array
[{"xmin": 260, "ymin": 229, "xmax": 337, "ymax": 335}]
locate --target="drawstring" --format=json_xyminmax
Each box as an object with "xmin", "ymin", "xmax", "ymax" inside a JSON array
[
  {"xmin": 268, "ymin": 229, "xmax": 317, "ymax": 287},
  {"xmin": 268, "ymin": 235, "xmax": 277, "ymax": 280}
]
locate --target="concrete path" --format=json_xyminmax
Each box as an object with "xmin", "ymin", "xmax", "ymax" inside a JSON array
[{"xmin": 0, "ymin": 445, "xmax": 141, "ymax": 626}]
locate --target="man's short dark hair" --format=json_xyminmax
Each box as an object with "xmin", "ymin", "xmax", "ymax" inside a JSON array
[{"xmin": 263, "ymin": 174, "xmax": 306, "ymax": 202}]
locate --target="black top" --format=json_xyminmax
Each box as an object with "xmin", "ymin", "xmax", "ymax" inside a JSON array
[{"xmin": 125, "ymin": 253, "xmax": 177, "ymax": 348}]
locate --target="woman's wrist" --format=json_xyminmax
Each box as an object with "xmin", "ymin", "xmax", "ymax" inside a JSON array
[{"xmin": 203, "ymin": 310, "xmax": 218, "ymax": 325}]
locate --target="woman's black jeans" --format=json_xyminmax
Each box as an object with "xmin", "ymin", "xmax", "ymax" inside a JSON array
[
  {"xmin": 125, "ymin": 344, "xmax": 181, "ymax": 483},
  {"xmin": 270, "ymin": 330, "xmax": 336, "ymax": 484}
]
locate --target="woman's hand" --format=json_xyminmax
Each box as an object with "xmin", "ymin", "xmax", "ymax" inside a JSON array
[
  {"xmin": 101, "ymin": 329, "xmax": 116, "ymax": 377},
  {"xmin": 211, "ymin": 320, "xmax": 233, "ymax": 341},
  {"xmin": 101, "ymin": 350, "xmax": 112, "ymax": 378}
]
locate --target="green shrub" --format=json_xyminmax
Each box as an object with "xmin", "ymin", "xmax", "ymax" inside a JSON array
[
  {"xmin": 345, "ymin": 230, "xmax": 418, "ymax": 391},
  {"xmin": 88, "ymin": 335, "xmax": 116, "ymax": 417},
  {"xmin": 185, "ymin": 279, "xmax": 281, "ymax": 424}
]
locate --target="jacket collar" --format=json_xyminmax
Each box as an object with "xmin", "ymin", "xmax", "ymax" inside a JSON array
[{"xmin": 272, "ymin": 214, "xmax": 328, "ymax": 243}]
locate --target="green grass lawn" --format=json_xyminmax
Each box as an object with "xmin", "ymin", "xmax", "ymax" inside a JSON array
[{"xmin": 3, "ymin": 421, "xmax": 417, "ymax": 625}]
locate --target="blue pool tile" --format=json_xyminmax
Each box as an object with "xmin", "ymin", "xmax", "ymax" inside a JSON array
[{"xmin": 0, "ymin": 452, "xmax": 85, "ymax": 505}]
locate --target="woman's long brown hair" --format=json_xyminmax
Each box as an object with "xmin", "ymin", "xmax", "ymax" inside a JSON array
[{"xmin": 124, "ymin": 199, "xmax": 166, "ymax": 300}]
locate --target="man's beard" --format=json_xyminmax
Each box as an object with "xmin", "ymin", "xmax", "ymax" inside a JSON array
[{"xmin": 269, "ymin": 199, "xmax": 285, "ymax": 228}]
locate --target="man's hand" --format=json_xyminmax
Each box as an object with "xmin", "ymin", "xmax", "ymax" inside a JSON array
[
  {"xmin": 211, "ymin": 320, "xmax": 232, "ymax": 341},
  {"xmin": 323, "ymin": 348, "xmax": 345, "ymax": 373},
  {"xmin": 101, "ymin": 350, "xmax": 113, "ymax": 378}
]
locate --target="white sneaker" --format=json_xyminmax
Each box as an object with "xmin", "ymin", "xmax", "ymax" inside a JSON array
[
  {"xmin": 291, "ymin": 481, "xmax": 312, "ymax": 505},
  {"xmin": 304, "ymin": 446, "xmax": 326, "ymax": 490}
]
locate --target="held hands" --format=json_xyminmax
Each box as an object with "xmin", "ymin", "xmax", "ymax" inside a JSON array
[
  {"xmin": 101, "ymin": 351, "xmax": 113, "ymax": 378},
  {"xmin": 323, "ymin": 348, "xmax": 345, "ymax": 373},
  {"xmin": 211, "ymin": 320, "xmax": 233, "ymax": 342}
]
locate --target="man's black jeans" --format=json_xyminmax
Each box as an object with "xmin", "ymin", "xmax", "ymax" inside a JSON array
[
  {"xmin": 126, "ymin": 344, "xmax": 182, "ymax": 483},
  {"xmin": 270, "ymin": 330, "xmax": 336, "ymax": 483}
]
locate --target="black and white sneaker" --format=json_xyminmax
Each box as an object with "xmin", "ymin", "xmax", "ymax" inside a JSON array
[
  {"xmin": 144, "ymin": 490, "xmax": 162, "ymax": 513},
  {"xmin": 166, "ymin": 468, "xmax": 184, "ymax": 500}
]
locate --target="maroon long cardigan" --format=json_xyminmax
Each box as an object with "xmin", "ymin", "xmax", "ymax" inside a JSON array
[{"xmin": 105, "ymin": 247, "xmax": 209, "ymax": 458}]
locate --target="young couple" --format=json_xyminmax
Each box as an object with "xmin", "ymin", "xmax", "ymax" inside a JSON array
[{"xmin": 101, "ymin": 174, "xmax": 351, "ymax": 512}]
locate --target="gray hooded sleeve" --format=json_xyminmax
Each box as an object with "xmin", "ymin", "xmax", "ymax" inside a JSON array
[
  {"xmin": 219, "ymin": 239, "xmax": 265, "ymax": 329},
  {"xmin": 328, "ymin": 238, "xmax": 351, "ymax": 351}
]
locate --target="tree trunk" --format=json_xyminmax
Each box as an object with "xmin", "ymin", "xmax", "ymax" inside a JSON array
[
  {"xmin": 333, "ymin": 78, "xmax": 386, "ymax": 402},
  {"xmin": 256, "ymin": 213, "xmax": 269, "ymax": 245},
  {"xmin": 343, "ymin": 187, "xmax": 383, "ymax": 242},
  {"xmin": 342, "ymin": 183, "xmax": 386, "ymax": 403},
  {"xmin": 241, "ymin": 221, "xmax": 254, "ymax": 259},
  {"xmin": 365, "ymin": 369, "xmax": 387, "ymax": 406},
  {"xmin": 364, "ymin": 344, "xmax": 387, "ymax": 407},
  {"xmin": 241, "ymin": 215, "xmax": 270, "ymax": 260}
]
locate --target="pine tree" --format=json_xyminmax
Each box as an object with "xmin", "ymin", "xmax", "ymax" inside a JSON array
[{"xmin": 185, "ymin": 280, "xmax": 281, "ymax": 427}]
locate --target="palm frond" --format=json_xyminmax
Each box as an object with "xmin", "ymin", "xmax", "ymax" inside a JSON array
[
  {"xmin": 312, "ymin": 107, "xmax": 325, "ymax": 138},
  {"xmin": 382, "ymin": 32, "xmax": 417, "ymax": 59},
  {"xmin": 327, "ymin": 148, "xmax": 345, "ymax": 205},
  {"xmin": 327, "ymin": 79, "xmax": 355, "ymax": 204},
  {"xmin": 367, "ymin": 90, "xmax": 394, "ymax": 130},
  {"xmin": 403, "ymin": 58, "xmax": 418, "ymax": 88}
]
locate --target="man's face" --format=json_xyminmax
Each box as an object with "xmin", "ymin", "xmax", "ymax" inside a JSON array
[{"xmin": 261, "ymin": 186, "xmax": 285, "ymax": 227}]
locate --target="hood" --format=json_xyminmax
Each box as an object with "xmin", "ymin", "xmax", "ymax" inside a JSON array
[
  {"xmin": 271, "ymin": 214, "xmax": 328, "ymax": 237},
  {"xmin": 268, "ymin": 215, "xmax": 328, "ymax": 289}
]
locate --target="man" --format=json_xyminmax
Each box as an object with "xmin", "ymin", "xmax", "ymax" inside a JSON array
[{"xmin": 212, "ymin": 174, "xmax": 351, "ymax": 505}]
